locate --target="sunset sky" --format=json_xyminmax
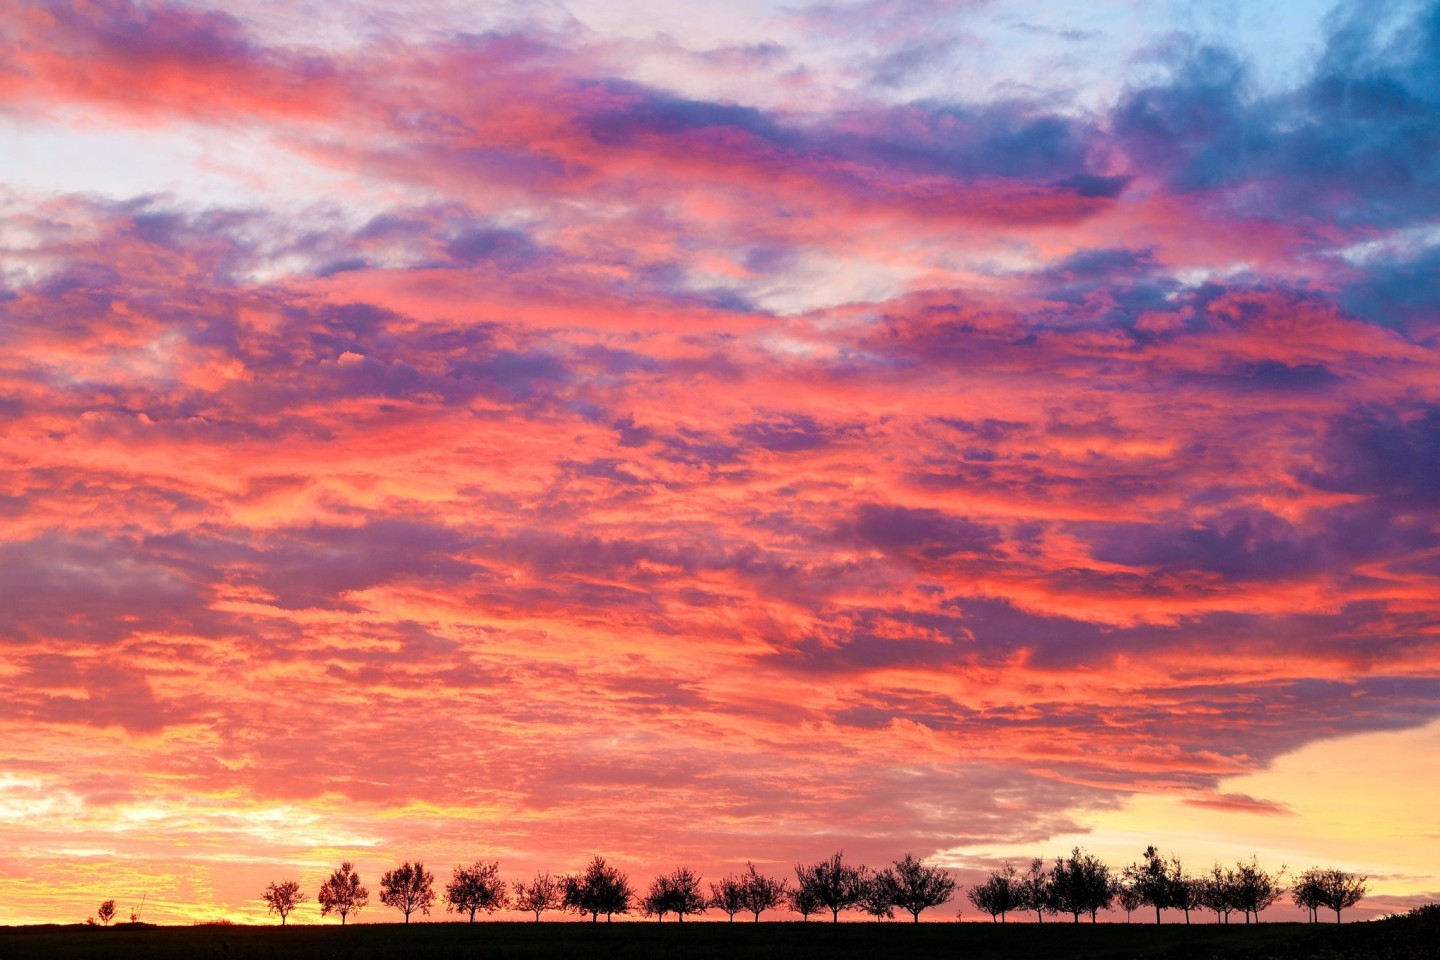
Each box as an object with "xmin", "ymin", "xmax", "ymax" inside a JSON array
[{"xmin": 2, "ymin": 0, "xmax": 1439, "ymax": 926}]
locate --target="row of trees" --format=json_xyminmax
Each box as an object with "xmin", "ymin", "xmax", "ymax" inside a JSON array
[
  {"xmin": 966, "ymin": 846, "xmax": 1369, "ymax": 925},
  {"xmin": 245, "ymin": 848, "xmax": 1367, "ymax": 926},
  {"xmin": 257, "ymin": 852, "xmax": 957, "ymax": 925}
]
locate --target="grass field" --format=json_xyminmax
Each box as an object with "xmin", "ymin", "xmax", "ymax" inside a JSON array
[{"xmin": 3, "ymin": 911, "xmax": 1438, "ymax": 960}]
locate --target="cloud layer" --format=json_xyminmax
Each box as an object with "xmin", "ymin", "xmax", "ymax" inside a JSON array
[{"xmin": 2, "ymin": 0, "xmax": 1438, "ymax": 924}]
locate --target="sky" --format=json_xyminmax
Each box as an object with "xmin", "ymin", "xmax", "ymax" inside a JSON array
[{"xmin": 1, "ymin": 0, "xmax": 1439, "ymax": 926}]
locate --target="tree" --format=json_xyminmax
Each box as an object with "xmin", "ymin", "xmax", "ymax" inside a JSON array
[
  {"xmin": 261, "ymin": 880, "xmax": 305, "ymax": 926},
  {"xmin": 884, "ymin": 853, "xmax": 955, "ymax": 922},
  {"xmin": 1124, "ymin": 845, "xmax": 1175, "ymax": 924},
  {"xmin": 317, "ymin": 862, "xmax": 369, "ymax": 925},
  {"xmin": 709, "ymin": 872, "xmax": 746, "ymax": 922},
  {"xmin": 1198, "ymin": 863, "xmax": 1237, "ymax": 923},
  {"xmin": 859, "ymin": 874, "xmax": 896, "ymax": 921},
  {"xmin": 513, "ymin": 872, "xmax": 563, "ymax": 922},
  {"xmin": 445, "ymin": 861, "xmax": 508, "ymax": 922},
  {"xmin": 1116, "ymin": 881, "xmax": 1143, "ymax": 922},
  {"xmin": 967, "ymin": 863, "xmax": 1024, "ymax": 923},
  {"xmin": 741, "ymin": 862, "xmax": 789, "ymax": 921},
  {"xmin": 96, "ymin": 900, "xmax": 116, "ymax": 926},
  {"xmin": 1230, "ymin": 856, "xmax": 1284, "ymax": 924},
  {"xmin": 1050, "ymin": 847, "xmax": 1114, "ymax": 923},
  {"xmin": 1292, "ymin": 869, "xmax": 1324, "ymax": 923},
  {"xmin": 1018, "ymin": 858, "xmax": 1054, "ymax": 923},
  {"xmin": 787, "ymin": 883, "xmax": 822, "ymax": 921},
  {"xmin": 1298, "ymin": 867, "xmax": 1367, "ymax": 923},
  {"xmin": 1170, "ymin": 864, "xmax": 1203, "ymax": 926},
  {"xmin": 643, "ymin": 867, "xmax": 707, "ymax": 922},
  {"xmin": 563, "ymin": 856, "xmax": 634, "ymax": 922},
  {"xmin": 795, "ymin": 851, "xmax": 868, "ymax": 923},
  {"xmin": 379, "ymin": 861, "xmax": 435, "ymax": 924}
]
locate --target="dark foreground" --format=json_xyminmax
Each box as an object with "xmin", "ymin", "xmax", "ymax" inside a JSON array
[{"xmin": 4, "ymin": 910, "xmax": 1438, "ymax": 960}]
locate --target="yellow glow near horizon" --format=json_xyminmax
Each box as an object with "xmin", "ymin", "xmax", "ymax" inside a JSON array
[{"xmin": 964, "ymin": 720, "xmax": 1440, "ymax": 913}]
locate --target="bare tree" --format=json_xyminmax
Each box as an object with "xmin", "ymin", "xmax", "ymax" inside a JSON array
[
  {"xmin": 445, "ymin": 861, "xmax": 508, "ymax": 922},
  {"xmin": 787, "ymin": 884, "xmax": 821, "ymax": 921},
  {"xmin": 1171, "ymin": 869, "xmax": 1204, "ymax": 925},
  {"xmin": 1292, "ymin": 869, "xmax": 1323, "ymax": 923},
  {"xmin": 795, "ymin": 851, "xmax": 868, "ymax": 923},
  {"xmin": 741, "ymin": 862, "xmax": 789, "ymax": 921},
  {"xmin": 261, "ymin": 880, "xmax": 306, "ymax": 926},
  {"xmin": 881, "ymin": 853, "xmax": 955, "ymax": 922},
  {"xmin": 1294, "ymin": 867, "xmax": 1367, "ymax": 923},
  {"xmin": 1018, "ymin": 858, "xmax": 1054, "ymax": 923},
  {"xmin": 563, "ymin": 856, "xmax": 634, "ymax": 923},
  {"xmin": 1231, "ymin": 856, "xmax": 1284, "ymax": 924},
  {"xmin": 709, "ymin": 872, "xmax": 746, "ymax": 922},
  {"xmin": 380, "ymin": 861, "xmax": 436, "ymax": 924},
  {"xmin": 859, "ymin": 873, "xmax": 896, "ymax": 921},
  {"xmin": 642, "ymin": 867, "xmax": 706, "ymax": 923},
  {"xmin": 1050, "ymin": 847, "xmax": 1114, "ymax": 923},
  {"xmin": 1197, "ymin": 863, "xmax": 1235, "ymax": 923},
  {"xmin": 513, "ymin": 872, "xmax": 563, "ymax": 922},
  {"xmin": 967, "ymin": 863, "xmax": 1024, "ymax": 923},
  {"xmin": 1124, "ymin": 845, "xmax": 1175, "ymax": 924},
  {"xmin": 1116, "ymin": 881, "xmax": 1142, "ymax": 922},
  {"xmin": 96, "ymin": 900, "xmax": 116, "ymax": 926},
  {"xmin": 317, "ymin": 862, "xmax": 369, "ymax": 925}
]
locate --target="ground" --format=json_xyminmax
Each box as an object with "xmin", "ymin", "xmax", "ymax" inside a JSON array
[{"xmin": 3, "ymin": 911, "xmax": 1437, "ymax": 960}]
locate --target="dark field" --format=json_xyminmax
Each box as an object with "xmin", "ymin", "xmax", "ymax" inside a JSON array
[{"xmin": 4, "ymin": 912, "xmax": 1439, "ymax": 960}]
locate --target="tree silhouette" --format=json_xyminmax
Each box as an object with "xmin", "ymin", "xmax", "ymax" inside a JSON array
[
  {"xmin": 1294, "ymin": 867, "xmax": 1367, "ymax": 923},
  {"xmin": 96, "ymin": 900, "xmax": 116, "ymax": 926},
  {"xmin": 709, "ymin": 872, "xmax": 746, "ymax": 922},
  {"xmin": 642, "ymin": 867, "xmax": 706, "ymax": 922},
  {"xmin": 445, "ymin": 860, "xmax": 508, "ymax": 922},
  {"xmin": 879, "ymin": 853, "xmax": 955, "ymax": 922},
  {"xmin": 1292, "ymin": 869, "xmax": 1324, "ymax": 923},
  {"xmin": 967, "ymin": 863, "xmax": 1024, "ymax": 922},
  {"xmin": 1198, "ymin": 863, "xmax": 1238, "ymax": 923},
  {"xmin": 563, "ymin": 856, "xmax": 634, "ymax": 922},
  {"xmin": 795, "ymin": 851, "xmax": 868, "ymax": 923},
  {"xmin": 1050, "ymin": 847, "xmax": 1114, "ymax": 923},
  {"xmin": 317, "ymin": 862, "xmax": 369, "ymax": 925},
  {"xmin": 859, "ymin": 873, "xmax": 896, "ymax": 921},
  {"xmin": 1125, "ymin": 845, "xmax": 1175, "ymax": 924},
  {"xmin": 513, "ymin": 872, "xmax": 563, "ymax": 922},
  {"xmin": 379, "ymin": 861, "xmax": 435, "ymax": 924},
  {"xmin": 1018, "ymin": 858, "xmax": 1054, "ymax": 923},
  {"xmin": 1116, "ymin": 880, "xmax": 1142, "ymax": 922},
  {"xmin": 1230, "ymin": 856, "xmax": 1284, "ymax": 924},
  {"xmin": 787, "ymin": 883, "xmax": 821, "ymax": 921},
  {"xmin": 1170, "ymin": 860, "xmax": 1203, "ymax": 926},
  {"xmin": 741, "ymin": 862, "xmax": 789, "ymax": 921},
  {"xmin": 261, "ymin": 880, "xmax": 305, "ymax": 926}
]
